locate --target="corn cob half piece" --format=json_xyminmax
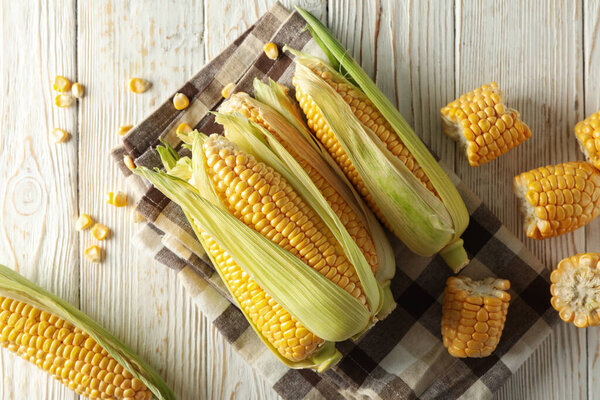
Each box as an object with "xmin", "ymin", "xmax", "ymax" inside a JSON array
[
  {"xmin": 441, "ymin": 82, "xmax": 532, "ymax": 167},
  {"xmin": 441, "ymin": 276, "xmax": 510, "ymax": 358},
  {"xmin": 514, "ymin": 161, "xmax": 600, "ymax": 239},
  {"xmin": 0, "ymin": 264, "xmax": 174, "ymax": 400},
  {"xmin": 139, "ymin": 134, "xmax": 381, "ymax": 371},
  {"xmin": 574, "ymin": 110, "xmax": 600, "ymax": 170},
  {"xmin": 551, "ymin": 253, "xmax": 600, "ymax": 327}
]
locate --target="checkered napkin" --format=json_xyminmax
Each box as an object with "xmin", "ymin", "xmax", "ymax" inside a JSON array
[{"xmin": 111, "ymin": 3, "xmax": 558, "ymax": 399}]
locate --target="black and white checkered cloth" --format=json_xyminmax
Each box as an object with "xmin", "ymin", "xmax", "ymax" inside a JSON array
[{"xmin": 111, "ymin": 3, "xmax": 558, "ymax": 399}]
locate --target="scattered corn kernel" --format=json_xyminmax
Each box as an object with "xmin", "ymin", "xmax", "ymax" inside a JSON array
[
  {"xmin": 112, "ymin": 192, "xmax": 127, "ymax": 207},
  {"xmin": 221, "ymin": 82, "xmax": 235, "ymax": 99},
  {"xmin": 84, "ymin": 245, "xmax": 103, "ymax": 263},
  {"xmin": 442, "ymin": 276, "xmax": 510, "ymax": 358},
  {"xmin": 91, "ymin": 223, "xmax": 110, "ymax": 241},
  {"xmin": 119, "ymin": 125, "xmax": 133, "ymax": 136},
  {"xmin": 123, "ymin": 155, "xmax": 136, "ymax": 170},
  {"xmin": 176, "ymin": 122, "xmax": 192, "ymax": 135},
  {"xmin": 50, "ymin": 128, "xmax": 70, "ymax": 143},
  {"xmin": 54, "ymin": 94, "xmax": 74, "ymax": 108},
  {"xmin": 71, "ymin": 82, "xmax": 85, "ymax": 98},
  {"xmin": 131, "ymin": 210, "xmax": 145, "ymax": 223},
  {"xmin": 263, "ymin": 42, "xmax": 279, "ymax": 60},
  {"xmin": 75, "ymin": 214, "xmax": 94, "ymax": 231},
  {"xmin": 53, "ymin": 76, "xmax": 72, "ymax": 92},
  {"xmin": 173, "ymin": 93, "xmax": 189, "ymax": 110},
  {"xmin": 129, "ymin": 78, "xmax": 151, "ymax": 94},
  {"xmin": 105, "ymin": 192, "xmax": 114, "ymax": 205}
]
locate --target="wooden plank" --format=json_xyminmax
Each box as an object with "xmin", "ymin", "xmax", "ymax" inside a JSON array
[
  {"xmin": 455, "ymin": 1, "xmax": 586, "ymax": 399},
  {"xmin": 585, "ymin": 0, "xmax": 600, "ymax": 397},
  {"xmin": 0, "ymin": 1, "xmax": 78, "ymax": 398}
]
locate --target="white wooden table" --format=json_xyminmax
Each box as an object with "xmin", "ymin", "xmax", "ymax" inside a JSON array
[{"xmin": 1, "ymin": 1, "xmax": 599, "ymax": 399}]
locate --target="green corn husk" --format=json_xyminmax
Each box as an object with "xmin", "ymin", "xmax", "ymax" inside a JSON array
[
  {"xmin": 291, "ymin": 7, "xmax": 470, "ymax": 272},
  {"xmin": 0, "ymin": 264, "xmax": 175, "ymax": 400}
]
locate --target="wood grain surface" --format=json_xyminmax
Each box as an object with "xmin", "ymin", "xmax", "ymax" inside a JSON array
[{"xmin": 0, "ymin": 1, "xmax": 599, "ymax": 399}]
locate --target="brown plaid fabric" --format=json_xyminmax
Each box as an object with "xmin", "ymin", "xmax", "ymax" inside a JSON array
[{"xmin": 111, "ymin": 3, "xmax": 557, "ymax": 399}]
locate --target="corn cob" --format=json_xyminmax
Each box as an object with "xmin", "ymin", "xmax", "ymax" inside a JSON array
[
  {"xmin": 0, "ymin": 264, "xmax": 174, "ymax": 400},
  {"xmin": 514, "ymin": 161, "xmax": 600, "ymax": 239},
  {"xmin": 219, "ymin": 92, "xmax": 379, "ymax": 274},
  {"xmin": 441, "ymin": 276, "xmax": 510, "ymax": 358},
  {"xmin": 551, "ymin": 253, "xmax": 600, "ymax": 327},
  {"xmin": 574, "ymin": 109, "xmax": 600, "ymax": 170},
  {"xmin": 441, "ymin": 82, "xmax": 531, "ymax": 167}
]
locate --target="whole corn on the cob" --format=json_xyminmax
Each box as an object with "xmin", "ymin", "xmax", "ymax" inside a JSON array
[
  {"xmin": 551, "ymin": 253, "xmax": 600, "ymax": 328},
  {"xmin": 138, "ymin": 132, "xmax": 384, "ymax": 371},
  {"xmin": 513, "ymin": 161, "xmax": 600, "ymax": 239},
  {"xmin": 0, "ymin": 264, "xmax": 174, "ymax": 400},
  {"xmin": 574, "ymin": 110, "xmax": 600, "ymax": 170},
  {"xmin": 441, "ymin": 82, "xmax": 532, "ymax": 167},
  {"xmin": 441, "ymin": 276, "xmax": 510, "ymax": 358}
]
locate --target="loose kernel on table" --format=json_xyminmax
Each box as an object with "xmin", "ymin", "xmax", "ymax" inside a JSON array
[
  {"xmin": 105, "ymin": 192, "xmax": 114, "ymax": 205},
  {"xmin": 71, "ymin": 82, "xmax": 85, "ymax": 98},
  {"xmin": 173, "ymin": 92, "xmax": 189, "ymax": 110},
  {"xmin": 50, "ymin": 128, "xmax": 70, "ymax": 143},
  {"xmin": 55, "ymin": 94, "xmax": 74, "ymax": 108},
  {"xmin": 176, "ymin": 122, "xmax": 192, "ymax": 135},
  {"xmin": 118, "ymin": 125, "xmax": 133, "ymax": 136},
  {"xmin": 221, "ymin": 82, "xmax": 235, "ymax": 99},
  {"xmin": 263, "ymin": 42, "xmax": 279, "ymax": 60},
  {"xmin": 75, "ymin": 214, "xmax": 94, "ymax": 231},
  {"xmin": 84, "ymin": 245, "xmax": 103, "ymax": 263},
  {"xmin": 53, "ymin": 76, "xmax": 71, "ymax": 92},
  {"xmin": 123, "ymin": 155, "xmax": 136, "ymax": 170},
  {"xmin": 112, "ymin": 192, "xmax": 127, "ymax": 207},
  {"xmin": 129, "ymin": 78, "xmax": 151, "ymax": 94},
  {"xmin": 91, "ymin": 223, "xmax": 110, "ymax": 241},
  {"xmin": 131, "ymin": 210, "xmax": 145, "ymax": 223}
]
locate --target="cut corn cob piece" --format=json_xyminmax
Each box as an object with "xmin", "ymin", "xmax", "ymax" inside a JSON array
[
  {"xmin": 0, "ymin": 264, "xmax": 174, "ymax": 399},
  {"xmin": 441, "ymin": 82, "xmax": 532, "ymax": 167},
  {"xmin": 514, "ymin": 161, "xmax": 600, "ymax": 239},
  {"xmin": 442, "ymin": 276, "xmax": 510, "ymax": 358},
  {"xmin": 75, "ymin": 214, "xmax": 94, "ymax": 231},
  {"xmin": 53, "ymin": 76, "xmax": 71, "ymax": 92},
  {"xmin": 551, "ymin": 253, "xmax": 600, "ymax": 327},
  {"xmin": 574, "ymin": 110, "xmax": 600, "ymax": 169},
  {"xmin": 219, "ymin": 91, "xmax": 381, "ymax": 276}
]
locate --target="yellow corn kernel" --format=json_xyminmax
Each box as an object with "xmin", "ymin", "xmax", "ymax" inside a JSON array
[
  {"xmin": 514, "ymin": 161, "xmax": 600, "ymax": 239},
  {"xmin": 118, "ymin": 125, "xmax": 133, "ymax": 136},
  {"xmin": 0, "ymin": 296, "xmax": 152, "ymax": 398},
  {"xmin": 112, "ymin": 192, "xmax": 127, "ymax": 207},
  {"xmin": 221, "ymin": 82, "xmax": 235, "ymax": 99},
  {"xmin": 172, "ymin": 93, "xmax": 189, "ymax": 110},
  {"xmin": 91, "ymin": 224, "xmax": 110, "ymax": 241},
  {"xmin": 131, "ymin": 210, "xmax": 145, "ymax": 223},
  {"xmin": 75, "ymin": 214, "xmax": 94, "ymax": 231},
  {"xmin": 263, "ymin": 42, "xmax": 279, "ymax": 60},
  {"xmin": 551, "ymin": 253, "xmax": 600, "ymax": 328},
  {"xmin": 442, "ymin": 276, "xmax": 510, "ymax": 358},
  {"xmin": 105, "ymin": 192, "xmax": 114, "ymax": 205},
  {"xmin": 123, "ymin": 155, "xmax": 135, "ymax": 171},
  {"xmin": 84, "ymin": 245, "xmax": 103, "ymax": 263},
  {"xmin": 53, "ymin": 76, "xmax": 72, "ymax": 92},
  {"xmin": 50, "ymin": 128, "xmax": 70, "ymax": 143},
  {"xmin": 129, "ymin": 78, "xmax": 151, "ymax": 94},
  {"xmin": 55, "ymin": 94, "xmax": 74, "ymax": 108},
  {"xmin": 176, "ymin": 123, "xmax": 192, "ymax": 135},
  {"xmin": 441, "ymin": 82, "xmax": 532, "ymax": 167},
  {"xmin": 71, "ymin": 82, "xmax": 85, "ymax": 99}
]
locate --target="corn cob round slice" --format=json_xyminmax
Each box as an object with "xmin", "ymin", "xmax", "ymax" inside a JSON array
[
  {"xmin": 441, "ymin": 276, "xmax": 510, "ymax": 358},
  {"xmin": 0, "ymin": 296, "xmax": 152, "ymax": 399},
  {"xmin": 551, "ymin": 253, "xmax": 600, "ymax": 328},
  {"xmin": 441, "ymin": 82, "xmax": 532, "ymax": 167},
  {"xmin": 219, "ymin": 92, "xmax": 379, "ymax": 275},
  {"xmin": 514, "ymin": 161, "xmax": 600, "ymax": 239},
  {"xmin": 293, "ymin": 65, "xmax": 437, "ymax": 233},
  {"xmin": 574, "ymin": 110, "xmax": 600, "ymax": 170},
  {"xmin": 202, "ymin": 135, "xmax": 367, "ymax": 306}
]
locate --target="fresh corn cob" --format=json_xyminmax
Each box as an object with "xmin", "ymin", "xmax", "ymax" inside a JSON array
[
  {"xmin": 441, "ymin": 276, "xmax": 510, "ymax": 358},
  {"xmin": 0, "ymin": 264, "xmax": 174, "ymax": 400},
  {"xmin": 574, "ymin": 110, "xmax": 600, "ymax": 169},
  {"xmin": 441, "ymin": 82, "xmax": 532, "ymax": 167},
  {"xmin": 286, "ymin": 33, "xmax": 468, "ymax": 271},
  {"xmin": 139, "ymin": 133, "xmax": 382, "ymax": 371},
  {"xmin": 514, "ymin": 161, "xmax": 600, "ymax": 239},
  {"xmin": 219, "ymin": 91, "xmax": 380, "ymax": 275},
  {"xmin": 551, "ymin": 253, "xmax": 600, "ymax": 327}
]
